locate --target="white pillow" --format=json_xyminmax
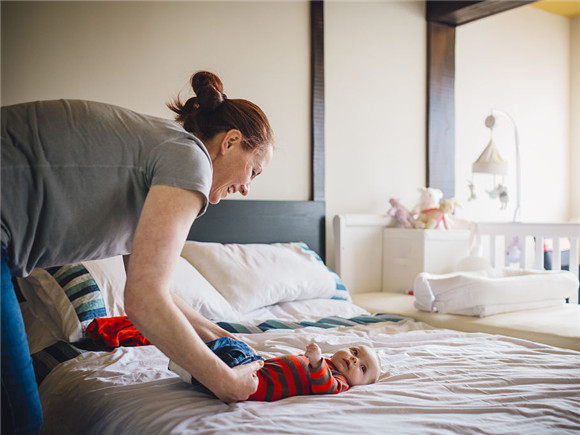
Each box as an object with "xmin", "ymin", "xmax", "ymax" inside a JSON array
[
  {"xmin": 18, "ymin": 268, "xmax": 89, "ymax": 343},
  {"xmin": 18, "ymin": 255, "xmax": 239, "ymax": 347},
  {"xmin": 180, "ymin": 241, "xmax": 350, "ymax": 314},
  {"xmin": 17, "ymin": 270, "xmax": 74, "ymax": 347},
  {"xmin": 84, "ymin": 256, "xmax": 238, "ymax": 321},
  {"xmin": 168, "ymin": 257, "xmax": 239, "ymax": 321},
  {"xmin": 413, "ymin": 268, "xmax": 578, "ymax": 317},
  {"xmin": 19, "ymin": 300, "xmax": 60, "ymax": 355},
  {"xmin": 83, "ymin": 256, "xmax": 127, "ymax": 317}
]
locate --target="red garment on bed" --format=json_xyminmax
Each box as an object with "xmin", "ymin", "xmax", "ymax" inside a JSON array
[{"xmin": 86, "ymin": 316, "xmax": 151, "ymax": 347}]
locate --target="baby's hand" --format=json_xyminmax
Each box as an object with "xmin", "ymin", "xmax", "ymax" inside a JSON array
[{"xmin": 305, "ymin": 342, "xmax": 322, "ymax": 369}]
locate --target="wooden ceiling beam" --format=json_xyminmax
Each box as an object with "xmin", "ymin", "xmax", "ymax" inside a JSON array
[{"xmin": 427, "ymin": 1, "xmax": 536, "ymax": 27}]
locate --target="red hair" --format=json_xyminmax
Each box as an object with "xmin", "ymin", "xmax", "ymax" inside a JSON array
[{"xmin": 168, "ymin": 71, "xmax": 274, "ymax": 152}]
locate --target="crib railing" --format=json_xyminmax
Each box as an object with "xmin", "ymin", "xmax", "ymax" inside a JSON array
[
  {"xmin": 333, "ymin": 214, "xmax": 580, "ymax": 304},
  {"xmin": 475, "ymin": 222, "xmax": 580, "ymax": 304}
]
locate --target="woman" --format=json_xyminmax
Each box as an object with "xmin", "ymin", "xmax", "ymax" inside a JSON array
[{"xmin": 1, "ymin": 71, "xmax": 273, "ymax": 433}]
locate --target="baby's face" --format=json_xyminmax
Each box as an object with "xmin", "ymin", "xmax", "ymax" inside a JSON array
[{"xmin": 330, "ymin": 345, "xmax": 380, "ymax": 386}]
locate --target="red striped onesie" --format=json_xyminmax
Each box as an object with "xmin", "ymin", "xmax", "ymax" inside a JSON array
[{"xmin": 248, "ymin": 355, "xmax": 349, "ymax": 401}]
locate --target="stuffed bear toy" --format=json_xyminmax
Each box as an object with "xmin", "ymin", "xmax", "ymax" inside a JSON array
[
  {"xmin": 414, "ymin": 198, "xmax": 457, "ymax": 230},
  {"xmin": 413, "ymin": 187, "xmax": 443, "ymax": 215}
]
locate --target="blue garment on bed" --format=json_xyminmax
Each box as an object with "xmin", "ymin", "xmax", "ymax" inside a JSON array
[{"xmin": 190, "ymin": 337, "xmax": 264, "ymax": 391}]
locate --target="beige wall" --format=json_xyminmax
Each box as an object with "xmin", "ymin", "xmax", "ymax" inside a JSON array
[
  {"xmin": 571, "ymin": 16, "xmax": 580, "ymax": 221},
  {"xmin": 455, "ymin": 5, "xmax": 577, "ymax": 223},
  {"xmin": 1, "ymin": 0, "xmax": 427, "ymax": 270},
  {"xmin": 1, "ymin": 0, "xmax": 312, "ymax": 202},
  {"xmin": 325, "ymin": 0, "xmax": 426, "ymax": 267},
  {"xmin": 2, "ymin": 1, "xmax": 577, "ymax": 270}
]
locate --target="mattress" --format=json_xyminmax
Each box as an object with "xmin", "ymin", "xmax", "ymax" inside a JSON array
[
  {"xmin": 352, "ymin": 292, "xmax": 580, "ymax": 351},
  {"xmin": 38, "ymin": 299, "xmax": 580, "ymax": 435}
]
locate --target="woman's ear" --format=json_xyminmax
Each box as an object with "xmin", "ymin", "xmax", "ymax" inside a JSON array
[{"xmin": 221, "ymin": 129, "xmax": 242, "ymax": 153}]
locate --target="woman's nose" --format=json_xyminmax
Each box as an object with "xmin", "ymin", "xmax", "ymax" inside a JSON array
[{"xmin": 240, "ymin": 184, "xmax": 250, "ymax": 196}]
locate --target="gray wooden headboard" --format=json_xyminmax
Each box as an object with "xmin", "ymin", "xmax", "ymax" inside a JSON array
[{"xmin": 188, "ymin": 200, "xmax": 325, "ymax": 257}]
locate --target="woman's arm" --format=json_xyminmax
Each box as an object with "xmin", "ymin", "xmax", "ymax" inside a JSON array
[
  {"xmin": 124, "ymin": 185, "xmax": 262, "ymax": 402},
  {"xmin": 124, "ymin": 256, "xmax": 233, "ymax": 342},
  {"xmin": 170, "ymin": 292, "xmax": 236, "ymax": 343}
]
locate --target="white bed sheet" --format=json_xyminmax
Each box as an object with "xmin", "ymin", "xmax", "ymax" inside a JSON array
[
  {"xmin": 39, "ymin": 301, "xmax": 580, "ymax": 435},
  {"xmin": 236, "ymin": 297, "xmax": 369, "ymax": 323}
]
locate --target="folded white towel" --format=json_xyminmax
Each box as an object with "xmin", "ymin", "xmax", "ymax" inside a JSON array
[{"xmin": 413, "ymin": 269, "xmax": 578, "ymax": 317}]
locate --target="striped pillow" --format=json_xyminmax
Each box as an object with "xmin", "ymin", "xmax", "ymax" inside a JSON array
[
  {"xmin": 18, "ymin": 264, "xmax": 111, "ymax": 344},
  {"xmin": 46, "ymin": 264, "xmax": 107, "ymax": 338},
  {"xmin": 19, "ymin": 254, "xmax": 239, "ymax": 348}
]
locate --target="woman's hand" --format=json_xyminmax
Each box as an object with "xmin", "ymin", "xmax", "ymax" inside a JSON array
[{"xmin": 212, "ymin": 360, "xmax": 264, "ymax": 402}]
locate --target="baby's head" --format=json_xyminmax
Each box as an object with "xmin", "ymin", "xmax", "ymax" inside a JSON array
[{"xmin": 330, "ymin": 345, "xmax": 380, "ymax": 386}]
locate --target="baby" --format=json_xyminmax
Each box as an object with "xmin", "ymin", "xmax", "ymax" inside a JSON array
[{"xmin": 170, "ymin": 337, "xmax": 381, "ymax": 402}]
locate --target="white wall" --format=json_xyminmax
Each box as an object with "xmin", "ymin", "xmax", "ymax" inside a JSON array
[
  {"xmin": 455, "ymin": 5, "xmax": 576, "ymax": 223},
  {"xmin": 571, "ymin": 16, "xmax": 580, "ymax": 221},
  {"xmin": 1, "ymin": 1, "xmax": 311, "ymax": 202},
  {"xmin": 1, "ymin": 0, "xmax": 427, "ymax": 270},
  {"xmin": 2, "ymin": 1, "xmax": 576, "ymax": 271},
  {"xmin": 325, "ymin": 0, "xmax": 426, "ymax": 268}
]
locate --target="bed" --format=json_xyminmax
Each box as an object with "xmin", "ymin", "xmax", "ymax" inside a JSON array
[
  {"xmin": 335, "ymin": 213, "xmax": 580, "ymax": 351},
  {"xmin": 17, "ymin": 201, "xmax": 580, "ymax": 435}
]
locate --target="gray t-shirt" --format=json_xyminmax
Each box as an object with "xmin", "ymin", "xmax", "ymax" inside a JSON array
[{"xmin": 1, "ymin": 99, "xmax": 212, "ymax": 276}]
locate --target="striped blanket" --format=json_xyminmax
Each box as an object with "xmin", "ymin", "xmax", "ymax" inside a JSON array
[
  {"xmin": 32, "ymin": 313, "xmax": 406, "ymax": 385},
  {"xmin": 218, "ymin": 313, "xmax": 406, "ymax": 334}
]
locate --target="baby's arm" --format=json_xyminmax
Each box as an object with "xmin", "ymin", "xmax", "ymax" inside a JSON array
[
  {"xmin": 305, "ymin": 345, "xmax": 349, "ymax": 395},
  {"xmin": 304, "ymin": 342, "xmax": 323, "ymax": 369}
]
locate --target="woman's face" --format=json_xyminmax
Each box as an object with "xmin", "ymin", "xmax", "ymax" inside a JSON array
[{"xmin": 208, "ymin": 131, "xmax": 273, "ymax": 204}]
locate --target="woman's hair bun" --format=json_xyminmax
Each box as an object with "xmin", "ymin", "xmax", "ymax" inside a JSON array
[
  {"xmin": 168, "ymin": 70, "xmax": 273, "ymax": 151},
  {"xmin": 191, "ymin": 71, "xmax": 225, "ymax": 112}
]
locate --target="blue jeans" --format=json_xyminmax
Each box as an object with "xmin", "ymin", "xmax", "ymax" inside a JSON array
[
  {"xmin": 191, "ymin": 337, "xmax": 264, "ymax": 392},
  {"xmin": 2, "ymin": 249, "xmax": 43, "ymax": 434}
]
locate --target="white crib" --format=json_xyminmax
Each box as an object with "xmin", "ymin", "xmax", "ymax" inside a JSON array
[
  {"xmin": 334, "ymin": 215, "xmax": 580, "ymax": 304},
  {"xmin": 475, "ymin": 222, "xmax": 579, "ymax": 281},
  {"xmin": 334, "ymin": 214, "xmax": 580, "ymax": 350}
]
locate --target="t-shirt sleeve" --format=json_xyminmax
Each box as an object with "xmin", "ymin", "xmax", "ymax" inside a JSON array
[
  {"xmin": 309, "ymin": 359, "xmax": 350, "ymax": 395},
  {"xmin": 145, "ymin": 139, "xmax": 213, "ymax": 215}
]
